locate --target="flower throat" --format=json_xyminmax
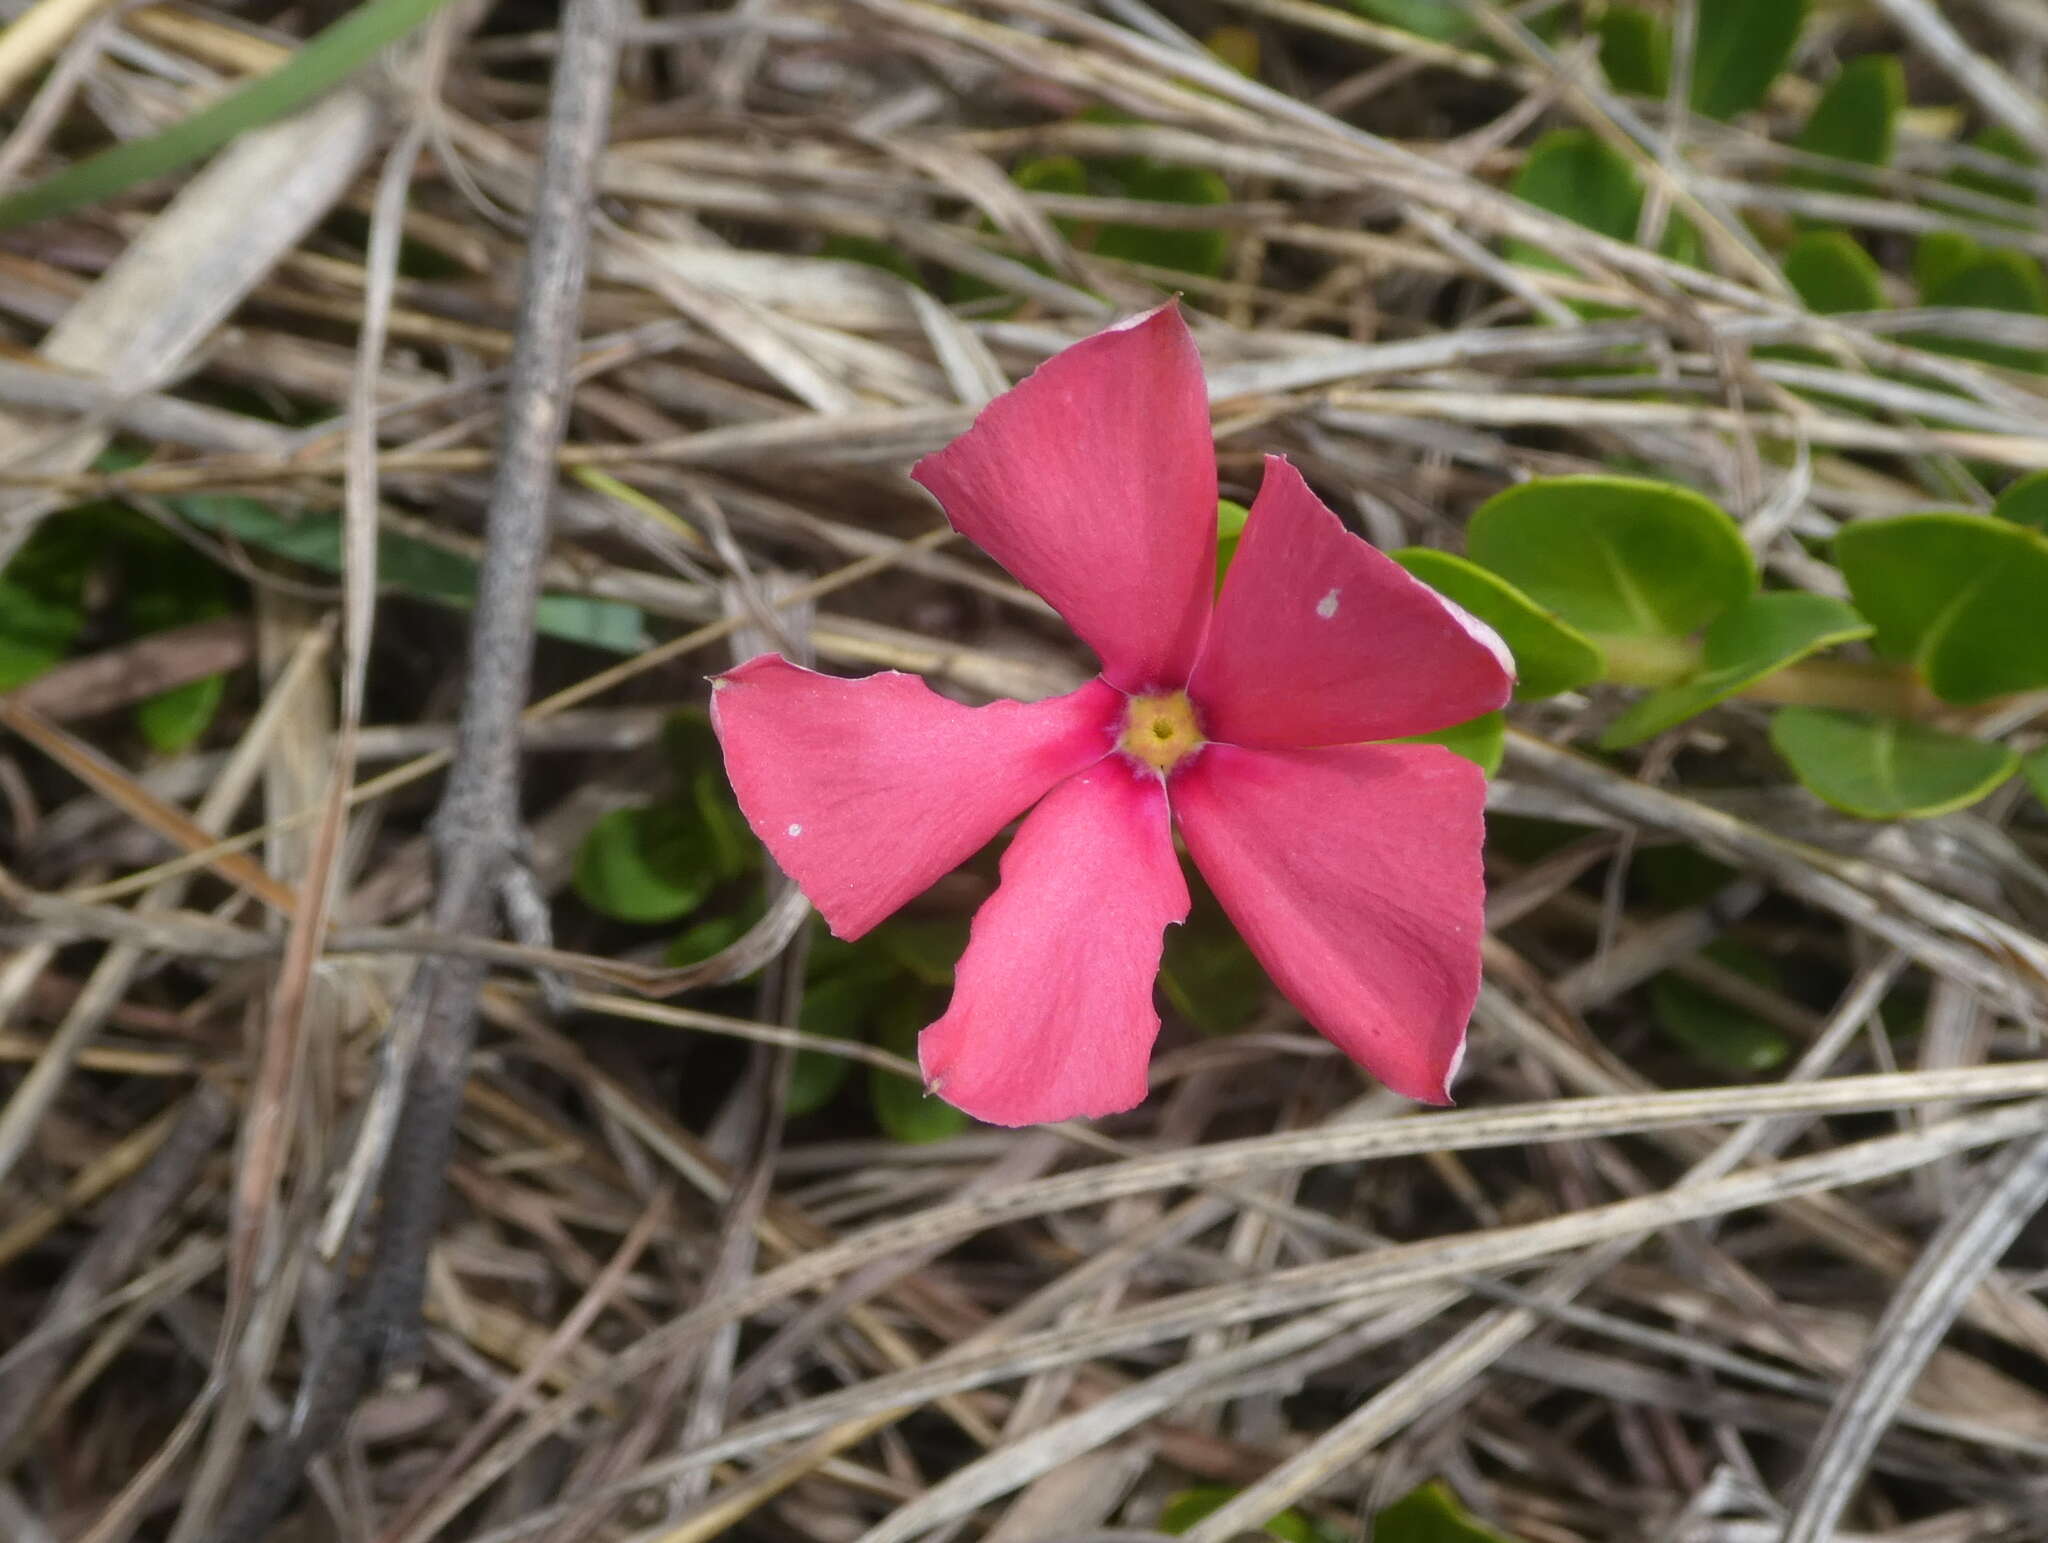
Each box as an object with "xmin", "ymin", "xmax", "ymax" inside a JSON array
[{"xmin": 1119, "ymin": 691, "xmax": 1204, "ymax": 774}]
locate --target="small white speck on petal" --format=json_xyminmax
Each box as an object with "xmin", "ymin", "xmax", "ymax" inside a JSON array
[
  {"xmin": 1316, "ymin": 588, "xmax": 1341, "ymax": 620},
  {"xmin": 787, "ymin": 823, "xmax": 803, "ymax": 837}
]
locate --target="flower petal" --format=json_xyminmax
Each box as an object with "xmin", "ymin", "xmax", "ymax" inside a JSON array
[
  {"xmin": 1173, "ymin": 741, "xmax": 1487, "ymax": 1103},
  {"xmin": 910, "ymin": 304, "xmax": 1216, "ymax": 693},
  {"xmin": 920, "ymin": 764, "xmax": 1189, "ymax": 1126},
  {"xmin": 1187, "ymin": 456, "xmax": 1513, "ymax": 746},
  {"xmin": 711, "ymin": 655, "xmax": 1119, "ymax": 940}
]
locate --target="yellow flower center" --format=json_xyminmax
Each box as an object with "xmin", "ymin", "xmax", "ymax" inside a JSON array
[{"xmin": 1120, "ymin": 691, "xmax": 1204, "ymax": 773}]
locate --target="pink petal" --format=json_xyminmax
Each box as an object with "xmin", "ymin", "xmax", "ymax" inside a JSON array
[
  {"xmin": 920, "ymin": 764, "xmax": 1189, "ymax": 1126},
  {"xmin": 711, "ymin": 655, "xmax": 1120, "ymax": 940},
  {"xmin": 1172, "ymin": 742, "xmax": 1487, "ymax": 1103},
  {"xmin": 1186, "ymin": 457, "xmax": 1513, "ymax": 747},
  {"xmin": 910, "ymin": 304, "xmax": 1216, "ymax": 694}
]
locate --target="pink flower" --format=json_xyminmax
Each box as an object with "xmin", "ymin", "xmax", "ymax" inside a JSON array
[{"xmin": 711, "ymin": 305, "xmax": 1513, "ymax": 1126}]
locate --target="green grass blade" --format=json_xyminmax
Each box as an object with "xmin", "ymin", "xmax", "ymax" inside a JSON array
[{"xmin": 0, "ymin": 0, "xmax": 462, "ymax": 231}]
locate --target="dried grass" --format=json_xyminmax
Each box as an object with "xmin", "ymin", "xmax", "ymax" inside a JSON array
[{"xmin": 3, "ymin": 1, "xmax": 2048, "ymax": 1540}]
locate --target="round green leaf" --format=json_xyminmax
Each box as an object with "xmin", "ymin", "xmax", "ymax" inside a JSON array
[
  {"xmin": 1340, "ymin": 0, "xmax": 1471, "ymax": 44},
  {"xmin": 123, "ymin": 532, "xmax": 234, "ymax": 753},
  {"xmin": 1771, "ymin": 708, "xmax": 2018, "ymax": 819},
  {"xmin": 1692, "ymin": 0, "xmax": 1806, "ymax": 121},
  {"xmin": 1944, "ymin": 125, "xmax": 2039, "ymax": 223},
  {"xmin": 870, "ymin": 998, "xmax": 966, "ymax": 1143},
  {"xmin": 1215, "ymin": 497, "xmax": 1249, "ymax": 590},
  {"xmin": 1398, "ymin": 710, "xmax": 1506, "ymax": 777},
  {"xmin": 136, "ymin": 674, "xmax": 227, "ymax": 755},
  {"xmin": 1392, "ymin": 548, "xmax": 1603, "ymax": 698},
  {"xmin": 1374, "ymin": 1480, "xmax": 1526, "ymax": 1543},
  {"xmin": 1506, "ymin": 130, "xmax": 1699, "ymax": 286},
  {"xmin": 665, "ymin": 906, "xmax": 756, "ymax": 970},
  {"xmin": 0, "ymin": 513, "xmax": 97, "ymax": 690},
  {"xmin": 1599, "ymin": 591, "xmax": 1872, "ymax": 749},
  {"xmin": 1094, "ymin": 163, "xmax": 1231, "ymax": 278},
  {"xmin": 1161, "ymin": 1485, "xmax": 1333, "ymax": 1543},
  {"xmin": 1791, "ymin": 54, "xmax": 1903, "ymax": 191},
  {"xmin": 1509, "ymin": 129, "xmax": 1642, "ymax": 250},
  {"xmin": 1649, "ymin": 943, "xmax": 1791, "ymax": 1073},
  {"xmin": 1835, "ymin": 513, "xmax": 2048, "ymax": 702},
  {"xmin": 1913, "ymin": 230, "xmax": 1981, "ymax": 297},
  {"xmin": 1994, "ymin": 470, "xmax": 2048, "ymax": 532},
  {"xmin": 1917, "ymin": 250, "xmax": 2048, "ymax": 372},
  {"xmin": 1784, "ymin": 231, "xmax": 1886, "ymax": 316},
  {"xmin": 1161, "ymin": 910, "xmax": 1270, "ymax": 1036},
  {"xmin": 874, "ymin": 918, "xmax": 968, "ymax": 986},
  {"xmin": 819, "ymin": 233, "xmax": 923, "ymax": 286},
  {"xmin": 2024, "ymin": 744, "xmax": 2048, "ymax": 810},
  {"xmin": 1599, "ymin": 5, "xmax": 1669, "ymax": 97},
  {"xmin": 787, "ymin": 972, "xmax": 879, "ymax": 1117},
  {"xmin": 573, "ymin": 805, "xmax": 716, "ymax": 924},
  {"xmin": 1466, "ymin": 475, "xmax": 1755, "ymax": 639}
]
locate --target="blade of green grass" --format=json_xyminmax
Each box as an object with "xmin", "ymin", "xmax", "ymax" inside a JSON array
[{"xmin": 0, "ymin": 0, "xmax": 462, "ymax": 231}]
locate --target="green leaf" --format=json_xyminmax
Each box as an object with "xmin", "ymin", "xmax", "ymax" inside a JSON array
[
  {"xmin": 123, "ymin": 532, "xmax": 235, "ymax": 752},
  {"xmin": 1917, "ymin": 249, "xmax": 2048, "ymax": 372},
  {"xmin": 870, "ymin": 999, "xmax": 967, "ymax": 1143},
  {"xmin": 665, "ymin": 907, "xmax": 756, "ymax": 970},
  {"xmin": 1393, "ymin": 547, "xmax": 1605, "ymax": 698},
  {"xmin": 1506, "ymin": 130, "xmax": 1700, "ymax": 291},
  {"xmin": 1509, "ymin": 129, "xmax": 1643, "ymax": 250},
  {"xmin": 1835, "ymin": 513, "xmax": 2048, "ymax": 702},
  {"xmin": 1216, "ymin": 497, "xmax": 1250, "ymax": 591},
  {"xmin": 1946, "ymin": 125, "xmax": 2040, "ymax": 218},
  {"xmin": 135, "ymin": 674, "xmax": 228, "ymax": 755},
  {"xmin": 1339, "ymin": 0, "xmax": 1472, "ymax": 44},
  {"xmin": 1650, "ymin": 942, "xmax": 1792, "ymax": 1073},
  {"xmin": 1784, "ymin": 230, "xmax": 1885, "ymax": 315},
  {"xmin": 819, "ymin": 234, "xmax": 923, "ymax": 286},
  {"xmin": 2023, "ymin": 745, "xmax": 2048, "ymax": 809},
  {"xmin": 1636, "ymin": 845, "xmax": 1740, "ymax": 908},
  {"xmin": 1014, "ymin": 153, "xmax": 1089, "ymax": 202},
  {"xmin": 1692, "ymin": 0, "xmax": 1806, "ymax": 121},
  {"xmin": 1374, "ymin": 1480, "xmax": 1525, "ymax": 1542},
  {"xmin": 0, "ymin": 0, "xmax": 468, "ymax": 231},
  {"xmin": 1399, "ymin": 710, "xmax": 1506, "ymax": 776},
  {"xmin": 1599, "ymin": 6, "xmax": 1670, "ymax": 97},
  {"xmin": 573, "ymin": 806, "xmax": 718, "ymax": 924},
  {"xmin": 787, "ymin": 971, "xmax": 881, "ymax": 1117},
  {"xmin": 1465, "ymin": 475, "xmax": 1756, "ymax": 639},
  {"xmin": 1771, "ymin": 708, "xmax": 2018, "ymax": 819},
  {"xmin": 1161, "ymin": 878, "xmax": 1271, "ymax": 1034},
  {"xmin": 1205, "ymin": 25, "xmax": 1261, "ymax": 78},
  {"xmin": 0, "ymin": 512, "xmax": 98, "ymax": 689},
  {"xmin": 1600, "ymin": 592, "xmax": 1872, "ymax": 749},
  {"xmin": 1996, "ymin": 471, "xmax": 2048, "ymax": 532},
  {"xmin": 1791, "ymin": 54, "xmax": 1904, "ymax": 191},
  {"xmin": 1161, "ymin": 1484, "xmax": 1334, "ymax": 1543},
  {"xmin": 688, "ymin": 770, "xmax": 756, "ymax": 883},
  {"xmin": 873, "ymin": 918, "xmax": 969, "ymax": 987},
  {"xmin": 1094, "ymin": 163, "xmax": 1231, "ymax": 278},
  {"xmin": 170, "ymin": 495, "xmax": 648, "ymax": 652},
  {"xmin": 1912, "ymin": 231, "xmax": 1981, "ymax": 297}
]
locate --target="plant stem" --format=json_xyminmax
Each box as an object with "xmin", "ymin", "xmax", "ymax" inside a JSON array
[
  {"xmin": 1598, "ymin": 637, "xmax": 1948, "ymax": 722},
  {"xmin": 1734, "ymin": 657, "xmax": 1935, "ymax": 719},
  {"xmin": 209, "ymin": 4, "xmax": 623, "ymax": 1538}
]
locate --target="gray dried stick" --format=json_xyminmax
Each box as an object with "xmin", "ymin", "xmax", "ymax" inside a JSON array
[{"xmin": 208, "ymin": 3, "xmax": 625, "ymax": 1537}]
